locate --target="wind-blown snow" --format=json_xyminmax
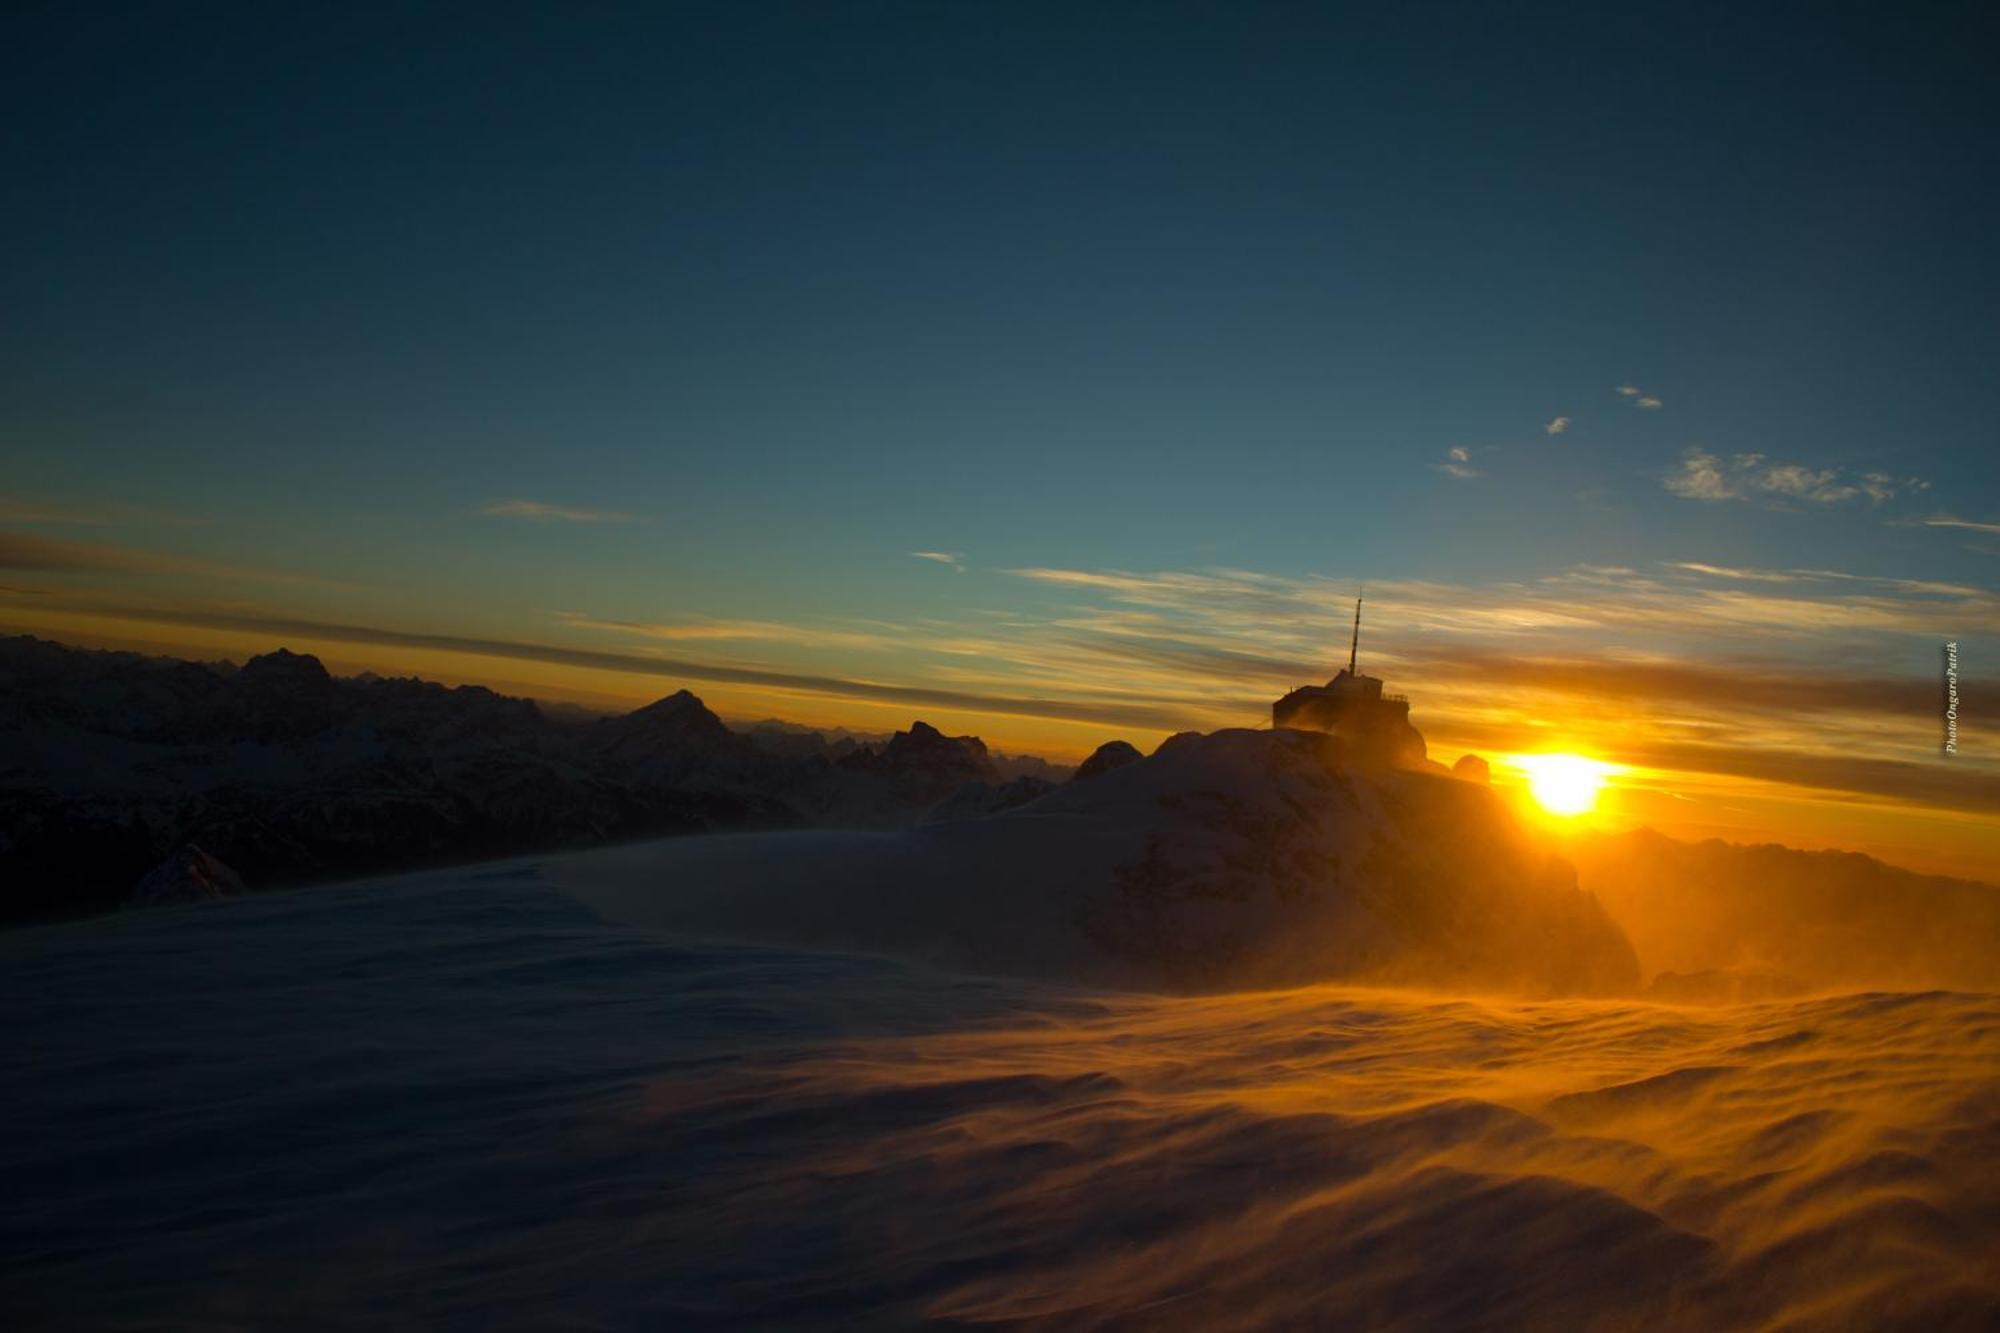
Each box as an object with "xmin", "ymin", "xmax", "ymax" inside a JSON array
[
  {"xmin": 552, "ymin": 728, "xmax": 1640, "ymax": 995},
  {"xmin": 2, "ymin": 866, "xmax": 1995, "ymax": 1329}
]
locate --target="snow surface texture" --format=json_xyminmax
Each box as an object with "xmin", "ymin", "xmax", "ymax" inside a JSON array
[
  {"xmin": 2, "ymin": 869, "xmax": 1995, "ymax": 1329},
  {"xmin": 552, "ymin": 728, "xmax": 1641, "ymax": 995}
]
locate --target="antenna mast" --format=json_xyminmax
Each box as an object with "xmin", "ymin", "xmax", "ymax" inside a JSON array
[{"xmin": 1347, "ymin": 591, "xmax": 1363, "ymax": 675}]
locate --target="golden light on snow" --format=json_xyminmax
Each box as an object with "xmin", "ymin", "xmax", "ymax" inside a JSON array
[{"xmin": 1510, "ymin": 753, "xmax": 1616, "ymax": 816}]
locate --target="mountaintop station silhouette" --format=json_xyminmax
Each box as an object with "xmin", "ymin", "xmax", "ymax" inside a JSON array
[{"xmin": 1272, "ymin": 595, "xmax": 1429, "ymax": 768}]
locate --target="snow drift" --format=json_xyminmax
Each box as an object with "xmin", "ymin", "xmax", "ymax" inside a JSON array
[{"xmin": 4, "ymin": 870, "xmax": 1993, "ymax": 1330}]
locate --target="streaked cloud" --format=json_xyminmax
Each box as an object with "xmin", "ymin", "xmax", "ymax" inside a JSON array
[
  {"xmin": 0, "ymin": 531, "xmax": 330, "ymax": 585},
  {"xmin": 0, "ymin": 497, "xmax": 111, "ymax": 525},
  {"xmin": 1912, "ymin": 515, "xmax": 2000, "ymax": 536},
  {"xmin": 1664, "ymin": 449, "xmax": 1926, "ymax": 507},
  {"xmin": 1636, "ymin": 396, "xmax": 1663, "ymax": 410},
  {"xmin": 1545, "ymin": 416, "xmax": 1571, "ymax": 435},
  {"xmin": 1616, "ymin": 385, "xmax": 1662, "ymax": 409},
  {"xmin": 557, "ymin": 612, "xmax": 898, "ymax": 652},
  {"xmin": 911, "ymin": 550, "xmax": 966, "ymax": 572},
  {"xmin": 1000, "ymin": 560, "xmax": 2000, "ymax": 653},
  {"xmin": 480, "ymin": 499, "xmax": 632, "ymax": 523},
  {"xmin": 0, "ymin": 496, "xmax": 206, "ymax": 527},
  {"xmin": 2, "ymin": 599, "xmax": 1191, "ymax": 732}
]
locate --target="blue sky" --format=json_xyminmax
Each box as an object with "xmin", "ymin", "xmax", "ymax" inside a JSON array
[{"xmin": 2, "ymin": 2, "xmax": 1995, "ymax": 868}]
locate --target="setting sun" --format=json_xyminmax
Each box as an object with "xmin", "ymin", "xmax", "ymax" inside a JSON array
[{"xmin": 1511, "ymin": 753, "xmax": 1616, "ymax": 816}]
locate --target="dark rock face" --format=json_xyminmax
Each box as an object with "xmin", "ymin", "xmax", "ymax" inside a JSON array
[
  {"xmin": 829, "ymin": 720, "xmax": 999, "ymax": 820},
  {"xmin": 0, "ymin": 637, "xmax": 1041, "ymax": 924},
  {"xmin": 921, "ymin": 775, "xmax": 1058, "ymax": 824},
  {"xmin": 875, "ymin": 721, "xmax": 991, "ymax": 775},
  {"xmin": 1452, "ymin": 753, "xmax": 1491, "ymax": 783},
  {"xmin": 1072, "ymin": 740, "xmax": 1142, "ymax": 783}
]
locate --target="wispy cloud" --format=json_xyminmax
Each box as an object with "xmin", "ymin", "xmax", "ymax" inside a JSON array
[
  {"xmin": 1544, "ymin": 416, "xmax": 1571, "ymax": 436},
  {"xmin": 1000, "ymin": 561, "xmax": 2000, "ymax": 651},
  {"xmin": 1431, "ymin": 445, "xmax": 1481, "ymax": 480},
  {"xmin": 1664, "ymin": 449, "xmax": 1926, "ymax": 507},
  {"xmin": 1616, "ymin": 385, "xmax": 1663, "ymax": 409},
  {"xmin": 1910, "ymin": 515, "xmax": 2000, "ymax": 536},
  {"xmin": 1663, "ymin": 448, "xmax": 1737, "ymax": 501},
  {"xmin": 911, "ymin": 550, "xmax": 966, "ymax": 572},
  {"xmin": 557, "ymin": 612, "xmax": 897, "ymax": 652},
  {"xmin": 1636, "ymin": 396, "xmax": 1663, "ymax": 410},
  {"xmin": 480, "ymin": 499, "xmax": 632, "ymax": 523}
]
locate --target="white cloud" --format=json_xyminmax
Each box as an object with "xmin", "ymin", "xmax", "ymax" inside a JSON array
[
  {"xmin": 1663, "ymin": 448, "xmax": 1737, "ymax": 500},
  {"xmin": 1545, "ymin": 416, "xmax": 1571, "ymax": 435},
  {"xmin": 481, "ymin": 499, "xmax": 631, "ymax": 523},
  {"xmin": 1616, "ymin": 385, "xmax": 1641, "ymax": 397},
  {"xmin": 1664, "ymin": 449, "xmax": 1924, "ymax": 507},
  {"xmin": 1431, "ymin": 445, "xmax": 1481, "ymax": 480},
  {"xmin": 912, "ymin": 550, "xmax": 966, "ymax": 572},
  {"xmin": 1616, "ymin": 385, "xmax": 1663, "ymax": 409},
  {"xmin": 1636, "ymin": 396, "xmax": 1663, "ymax": 410},
  {"xmin": 1759, "ymin": 463, "xmax": 1854, "ymax": 503}
]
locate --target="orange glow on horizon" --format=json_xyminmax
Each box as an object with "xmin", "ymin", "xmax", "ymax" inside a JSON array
[{"xmin": 4, "ymin": 601, "xmax": 1994, "ymax": 881}]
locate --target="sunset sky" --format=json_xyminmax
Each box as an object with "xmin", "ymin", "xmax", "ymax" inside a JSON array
[{"xmin": 4, "ymin": 4, "xmax": 1994, "ymax": 876}]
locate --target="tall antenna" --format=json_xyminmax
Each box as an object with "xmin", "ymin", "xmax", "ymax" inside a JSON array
[{"xmin": 1347, "ymin": 590, "xmax": 1363, "ymax": 675}]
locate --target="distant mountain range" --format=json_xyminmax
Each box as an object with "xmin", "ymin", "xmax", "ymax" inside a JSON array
[
  {"xmin": 7, "ymin": 634, "xmax": 1996, "ymax": 998},
  {"xmin": 0, "ymin": 636, "xmax": 1074, "ymax": 924}
]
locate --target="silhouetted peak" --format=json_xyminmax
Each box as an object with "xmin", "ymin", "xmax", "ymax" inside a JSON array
[
  {"xmin": 604, "ymin": 690, "xmax": 736, "ymax": 754},
  {"xmin": 836, "ymin": 720, "xmax": 996, "ymax": 796},
  {"xmin": 1072, "ymin": 740, "xmax": 1142, "ymax": 783},
  {"xmin": 632, "ymin": 688, "xmax": 710, "ymax": 717},
  {"xmin": 127, "ymin": 843, "xmax": 246, "ymax": 909},
  {"xmin": 624, "ymin": 689, "xmax": 727, "ymax": 729},
  {"xmin": 238, "ymin": 648, "xmax": 331, "ymax": 688},
  {"xmin": 885, "ymin": 720, "xmax": 988, "ymax": 761},
  {"xmin": 1452, "ymin": 753, "xmax": 1491, "ymax": 784}
]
